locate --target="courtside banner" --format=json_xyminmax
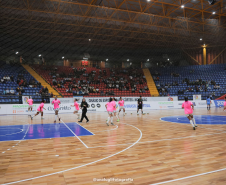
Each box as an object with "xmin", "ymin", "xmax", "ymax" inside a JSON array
[
  {"xmin": 0, "ymin": 100, "xmax": 214, "ymax": 114},
  {"xmin": 85, "ymin": 96, "xmax": 178, "ymax": 103},
  {"xmin": 213, "ymin": 100, "xmax": 224, "ymax": 107}
]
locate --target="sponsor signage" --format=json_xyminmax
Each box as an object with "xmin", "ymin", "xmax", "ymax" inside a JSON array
[{"xmin": 214, "ymin": 100, "xmax": 224, "ymax": 107}]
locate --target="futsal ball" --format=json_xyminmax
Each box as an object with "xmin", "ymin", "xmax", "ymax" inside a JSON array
[{"xmin": 131, "ymin": 112, "xmax": 133, "ymax": 114}]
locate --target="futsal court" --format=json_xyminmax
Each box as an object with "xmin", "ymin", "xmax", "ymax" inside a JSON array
[{"xmin": 1, "ymin": 107, "xmax": 226, "ymax": 185}]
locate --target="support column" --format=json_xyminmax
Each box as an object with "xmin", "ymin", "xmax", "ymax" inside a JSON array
[{"xmin": 203, "ymin": 46, "xmax": 206, "ymax": 65}]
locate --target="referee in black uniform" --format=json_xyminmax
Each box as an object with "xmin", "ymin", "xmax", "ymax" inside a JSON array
[
  {"xmin": 137, "ymin": 96, "xmax": 143, "ymax": 115},
  {"xmin": 78, "ymin": 98, "xmax": 89, "ymax": 123}
]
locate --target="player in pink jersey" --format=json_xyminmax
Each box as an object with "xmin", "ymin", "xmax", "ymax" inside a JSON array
[
  {"xmin": 31, "ymin": 100, "xmax": 46, "ymax": 120},
  {"xmin": 223, "ymin": 97, "xmax": 226, "ymax": 111},
  {"xmin": 71, "ymin": 99, "xmax": 80, "ymax": 119},
  {"xmin": 112, "ymin": 98, "xmax": 120, "ymax": 122},
  {"xmin": 27, "ymin": 96, "xmax": 33, "ymax": 117},
  {"xmin": 118, "ymin": 97, "xmax": 125, "ymax": 116},
  {"xmin": 52, "ymin": 96, "xmax": 61, "ymax": 123},
  {"xmin": 182, "ymin": 97, "xmax": 197, "ymax": 130},
  {"xmin": 105, "ymin": 98, "xmax": 114, "ymax": 126}
]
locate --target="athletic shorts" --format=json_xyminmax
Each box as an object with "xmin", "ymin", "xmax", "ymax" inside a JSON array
[
  {"xmin": 108, "ymin": 111, "xmax": 113, "ymax": 115},
  {"xmin": 207, "ymin": 104, "xmax": 210, "ymax": 105},
  {"xmin": 37, "ymin": 108, "xmax": 43, "ymax": 112},
  {"xmin": 138, "ymin": 105, "xmax": 142, "ymax": 109},
  {"xmin": 28, "ymin": 105, "xmax": 33, "ymax": 109},
  {"xmin": 113, "ymin": 110, "xmax": 116, "ymax": 113},
  {"xmin": 186, "ymin": 114, "xmax": 193, "ymax": 117},
  {"xmin": 54, "ymin": 108, "xmax": 59, "ymax": 111},
  {"xmin": 119, "ymin": 106, "xmax": 125, "ymax": 110}
]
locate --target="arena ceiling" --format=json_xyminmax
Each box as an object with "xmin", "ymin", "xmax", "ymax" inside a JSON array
[{"xmin": 0, "ymin": 0, "xmax": 225, "ymax": 62}]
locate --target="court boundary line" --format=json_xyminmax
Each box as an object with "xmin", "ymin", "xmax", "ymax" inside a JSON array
[
  {"xmin": 61, "ymin": 119, "xmax": 89, "ymax": 148},
  {"xmin": 0, "ymin": 129, "xmax": 24, "ymax": 136},
  {"xmin": 1, "ymin": 123, "xmax": 142, "ymax": 185},
  {"xmin": 75, "ymin": 122, "xmax": 95, "ymax": 135},
  {"xmin": 149, "ymin": 168, "xmax": 226, "ymax": 185}
]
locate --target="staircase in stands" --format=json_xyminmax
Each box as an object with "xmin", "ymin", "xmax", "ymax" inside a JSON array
[
  {"xmin": 22, "ymin": 64, "xmax": 61, "ymax": 97},
  {"xmin": 142, "ymin": 69, "xmax": 159, "ymax": 96}
]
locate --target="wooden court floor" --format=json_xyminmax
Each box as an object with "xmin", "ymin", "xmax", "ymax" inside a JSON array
[{"xmin": 1, "ymin": 108, "xmax": 226, "ymax": 185}]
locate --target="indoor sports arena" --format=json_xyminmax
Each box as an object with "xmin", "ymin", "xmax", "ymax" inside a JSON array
[{"xmin": 0, "ymin": 0, "xmax": 226, "ymax": 184}]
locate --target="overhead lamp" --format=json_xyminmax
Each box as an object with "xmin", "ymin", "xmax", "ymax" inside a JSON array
[
  {"xmin": 127, "ymin": 59, "xmax": 129, "ymax": 61},
  {"xmin": 212, "ymin": 12, "xmax": 216, "ymax": 14},
  {"xmin": 147, "ymin": 59, "xmax": 149, "ymax": 61},
  {"xmin": 200, "ymin": 38, "xmax": 202, "ymax": 41},
  {"xmin": 15, "ymin": 52, "xmax": 19, "ymax": 54},
  {"xmin": 39, "ymin": 54, "xmax": 41, "ymax": 57},
  {"xmin": 89, "ymin": 39, "xmax": 91, "ymax": 41},
  {"xmin": 181, "ymin": 5, "xmax": 185, "ymax": 8},
  {"xmin": 106, "ymin": 59, "xmax": 108, "ymax": 61},
  {"xmin": 167, "ymin": 58, "xmax": 169, "ymax": 61},
  {"xmin": 62, "ymin": 56, "xmax": 64, "ymax": 59}
]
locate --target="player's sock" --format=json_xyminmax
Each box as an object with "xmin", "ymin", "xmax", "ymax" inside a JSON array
[
  {"xmin": 123, "ymin": 112, "xmax": 125, "ymax": 116},
  {"xmin": 192, "ymin": 118, "xmax": 197, "ymax": 127},
  {"xmin": 55, "ymin": 115, "xmax": 57, "ymax": 121},
  {"xmin": 111, "ymin": 117, "xmax": 113, "ymax": 123},
  {"xmin": 116, "ymin": 115, "xmax": 119, "ymax": 120},
  {"xmin": 190, "ymin": 120, "xmax": 194, "ymax": 127},
  {"xmin": 107, "ymin": 117, "xmax": 110, "ymax": 123}
]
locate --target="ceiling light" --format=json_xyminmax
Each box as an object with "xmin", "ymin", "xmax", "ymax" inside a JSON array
[
  {"xmin": 127, "ymin": 59, "xmax": 129, "ymax": 61},
  {"xmin": 200, "ymin": 38, "xmax": 202, "ymax": 41},
  {"xmin": 147, "ymin": 0, "xmax": 151, "ymax": 2},
  {"xmin": 106, "ymin": 59, "xmax": 108, "ymax": 61},
  {"xmin": 89, "ymin": 39, "xmax": 91, "ymax": 41},
  {"xmin": 181, "ymin": 5, "xmax": 184, "ymax": 8},
  {"xmin": 212, "ymin": 12, "xmax": 216, "ymax": 14},
  {"xmin": 147, "ymin": 59, "xmax": 149, "ymax": 61},
  {"xmin": 167, "ymin": 58, "xmax": 169, "ymax": 61},
  {"xmin": 39, "ymin": 54, "xmax": 41, "ymax": 57},
  {"xmin": 62, "ymin": 56, "xmax": 64, "ymax": 59},
  {"xmin": 15, "ymin": 52, "xmax": 19, "ymax": 54}
]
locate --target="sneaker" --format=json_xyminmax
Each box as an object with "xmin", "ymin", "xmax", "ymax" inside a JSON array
[
  {"xmin": 78, "ymin": 121, "xmax": 82, "ymax": 123},
  {"xmin": 59, "ymin": 117, "xmax": 61, "ymax": 121},
  {"xmin": 117, "ymin": 119, "xmax": 120, "ymax": 122},
  {"xmin": 137, "ymin": 113, "xmax": 139, "ymax": 115},
  {"xmin": 193, "ymin": 127, "xmax": 196, "ymax": 130},
  {"xmin": 86, "ymin": 121, "xmax": 89, "ymax": 123},
  {"xmin": 111, "ymin": 122, "xmax": 115, "ymax": 125},
  {"xmin": 106, "ymin": 122, "xmax": 109, "ymax": 126},
  {"xmin": 54, "ymin": 120, "xmax": 56, "ymax": 123},
  {"xmin": 195, "ymin": 125, "xmax": 198, "ymax": 127},
  {"xmin": 41, "ymin": 117, "xmax": 44, "ymax": 119},
  {"xmin": 31, "ymin": 116, "xmax": 33, "ymax": 120}
]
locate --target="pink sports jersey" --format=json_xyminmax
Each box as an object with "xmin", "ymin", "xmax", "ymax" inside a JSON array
[
  {"xmin": 182, "ymin": 101, "xmax": 193, "ymax": 114},
  {"xmin": 27, "ymin": 99, "xmax": 33, "ymax": 105},
  {"xmin": 118, "ymin": 100, "xmax": 124, "ymax": 106},
  {"xmin": 111, "ymin": 101, "xmax": 116, "ymax": 111},
  {"xmin": 52, "ymin": 99, "xmax": 61, "ymax": 109},
  {"xmin": 74, "ymin": 102, "xmax": 79, "ymax": 110},
  {"xmin": 106, "ymin": 102, "xmax": 114, "ymax": 112},
  {"xmin": 224, "ymin": 101, "xmax": 226, "ymax": 106},
  {"xmin": 37, "ymin": 103, "xmax": 44, "ymax": 112}
]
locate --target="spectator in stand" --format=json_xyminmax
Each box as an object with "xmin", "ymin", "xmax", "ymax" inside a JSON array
[
  {"xmin": 19, "ymin": 79, "xmax": 24, "ymax": 86},
  {"xmin": 100, "ymin": 90, "xmax": 104, "ymax": 96},
  {"xmin": 18, "ymin": 92, "xmax": 22, "ymax": 104},
  {"xmin": 16, "ymin": 86, "xmax": 20, "ymax": 92},
  {"xmin": 132, "ymin": 88, "xmax": 135, "ymax": 93},
  {"xmin": 142, "ymin": 89, "xmax": 146, "ymax": 93},
  {"xmin": 10, "ymin": 88, "xmax": 15, "ymax": 95},
  {"xmin": 10, "ymin": 75, "xmax": 14, "ymax": 81},
  {"xmin": 6, "ymin": 88, "xmax": 10, "ymax": 95}
]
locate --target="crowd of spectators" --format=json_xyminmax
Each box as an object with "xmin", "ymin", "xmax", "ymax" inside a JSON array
[{"xmin": 49, "ymin": 67, "xmax": 148, "ymax": 95}]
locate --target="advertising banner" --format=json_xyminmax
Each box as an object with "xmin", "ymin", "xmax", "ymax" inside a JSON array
[
  {"xmin": 22, "ymin": 96, "xmax": 30, "ymax": 104},
  {"xmin": 213, "ymin": 100, "xmax": 224, "ymax": 107},
  {"xmin": 193, "ymin": 95, "xmax": 201, "ymax": 101},
  {"xmin": 0, "ymin": 100, "xmax": 215, "ymax": 115},
  {"xmin": 50, "ymin": 98, "xmax": 74, "ymax": 104}
]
